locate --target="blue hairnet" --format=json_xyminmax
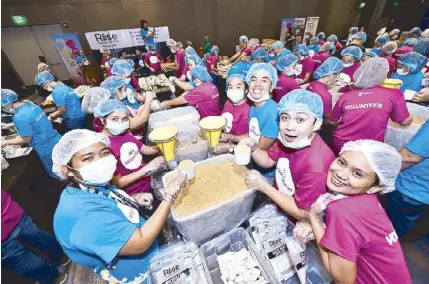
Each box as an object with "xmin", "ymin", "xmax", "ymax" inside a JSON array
[
  {"xmin": 398, "ymin": 52, "xmax": 428, "ymax": 73},
  {"xmin": 349, "ymin": 27, "xmax": 358, "ymax": 34},
  {"xmin": 108, "ymin": 57, "xmax": 118, "ymax": 66},
  {"xmin": 410, "ymin": 27, "xmax": 422, "ymax": 36},
  {"xmin": 111, "ymin": 59, "xmax": 133, "ymax": 75},
  {"xmin": 313, "ymin": 57, "xmax": 344, "ymax": 79},
  {"xmin": 403, "ymin": 38, "xmax": 418, "ymax": 47},
  {"xmin": 375, "ymin": 35, "xmax": 389, "ymax": 46},
  {"xmin": 351, "ymin": 31, "xmax": 367, "ymax": 43},
  {"xmin": 275, "ymin": 54, "xmax": 299, "ymax": 72},
  {"xmin": 186, "ymin": 53, "xmax": 202, "ymax": 65},
  {"xmin": 211, "ymin": 45, "xmax": 219, "ymax": 55},
  {"xmin": 94, "ymin": 99, "xmax": 129, "ymax": 118},
  {"xmin": 294, "ymin": 44, "xmax": 309, "ymax": 56},
  {"xmin": 413, "ymin": 38, "xmax": 429, "ymax": 55},
  {"xmin": 185, "ymin": 46, "xmax": 197, "ymax": 56},
  {"xmin": 148, "ymin": 44, "xmax": 157, "ymax": 51},
  {"xmin": 250, "ymin": 47, "xmax": 268, "ymax": 60},
  {"xmin": 203, "ymin": 53, "xmax": 210, "ymax": 61},
  {"xmin": 317, "ymin": 32, "xmax": 325, "ymax": 40},
  {"xmin": 100, "ymin": 77, "xmax": 125, "ymax": 95},
  {"xmin": 226, "ymin": 73, "xmax": 246, "ymax": 86},
  {"xmin": 270, "ymin": 41, "xmax": 283, "ymax": 50},
  {"xmin": 362, "ymin": 51, "xmax": 377, "ymax": 58},
  {"xmin": 341, "ymin": 46, "xmax": 363, "ymax": 60},
  {"xmin": 239, "ymin": 35, "xmax": 248, "ymax": 43},
  {"xmin": 245, "ymin": 63, "xmax": 279, "ymax": 86},
  {"xmin": 309, "ymin": 37, "xmax": 317, "ymax": 45},
  {"xmin": 327, "ymin": 35, "xmax": 338, "ymax": 43},
  {"xmin": 190, "ymin": 65, "xmax": 212, "ymax": 83},
  {"xmin": 35, "ymin": 71, "xmax": 55, "ymax": 85},
  {"xmin": 278, "ymin": 89, "xmax": 323, "ymax": 120},
  {"xmin": 1, "ymin": 89, "xmax": 19, "ymax": 107}
]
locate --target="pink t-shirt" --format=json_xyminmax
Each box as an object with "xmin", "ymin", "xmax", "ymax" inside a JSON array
[
  {"xmin": 335, "ymin": 42, "xmax": 343, "ymax": 50},
  {"xmin": 316, "ymin": 40, "xmax": 325, "ymax": 46},
  {"xmin": 2, "ymin": 190, "xmax": 24, "ymax": 242},
  {"xmin": 222, "ymin": 100, "xmax": 251, "ymax": 135},
  {"xmin": 381, "ymin": 55, "xmax": 397, "ymax": 76},
  {"xmin": 144, "ymin": 52, "xmax": 163, "ymax": 73},
  {"xmin": 330, "ymin": 86, "xmax": 410, "ymax": 154},
  {"xmin": 181, "ymin": 64, "xmax": 190, "ymax": 78},
  {"xmin": 341, "ymin": 63, "xmax": 360, "ymax": 80},
  {"xmin": 108, "ymin": 133, "xmax": 151, "ymax": 195},
  {"xmin": 206, "ymin": 55, "xmax": 218, "ymax": 73},
  {"xmin": 393, "ymin": 46, "xmax": 413, "ymax": 60},
  {"xmin": 296, "ymin": 56, "xmax": 316, "ymax": 80},
  {"xmin": 306, "ymin": 81, "xmax": 332, "ymax": 116},
  {"xmin": 131, "ymin": 76, "xmax": 141, "ymax": 91},
  {"xmin": 272, "ymin": 74, "xmax": 300, "ymax": 103},
  {"xmin": 175, "ymin": 50, "xmax": 186, "ymax": 78},
  {"xmin": 321, "ymin": 194, "xmax": 412, "ymax": 284},
  {"xmin": 184, "ymin": 82, "xmax": 222, "ymax": 118},
  {"xmin": 312, "ymin": 52, "xmax": 330, "ymax": 70},
  {"xmin": 240, "ymin": 45, "xmax": 253, "ymax": 56},
  {"xmin": 267, "ymin": 134, "xmax": 335, "ymax": 210}
]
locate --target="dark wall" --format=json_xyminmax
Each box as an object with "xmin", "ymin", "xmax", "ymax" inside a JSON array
[{"xmin": 2, "ymin": 0, "xmax": 360, "ymax": 58}]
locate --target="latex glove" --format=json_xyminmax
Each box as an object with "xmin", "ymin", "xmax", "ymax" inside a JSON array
[
  {"xmin": 311, "ymin": 193, "xmax": 336, "ymax": 216},
  {"xmin": 143, "ymin": 156, "xmax": 166, "ymax": 175},
  {"xmin": 212, "ymin": 143, "xmax": 232, "ymax": 155},
  {"xmin": 1, "ymin": 140, "xmax": 9, "ymax": 147},
  {"xmin": 246, "ymin": 170, "xmax": 268, "ymax": 192},
  {"xmin": 163, "ymin": 169, "xmax": 187, "ymax": 204},
  {"xmin": 220, "ymin": 133, "xmax": 233, "ymax": 143},
  {"xmin": 296, "ymin": 78, "xmax": 303, "ymax": 85},
  {"xmin": 238, "ymin": 138, "xmax": 258, "ymax": 152},
  {"xmin": 132, "ymin": 192, "xmax": 153, "ymax": 208},
  {"xmin": 413, "ymin": 90, "xmax": 429, "ymax": 103},
  {"xmin": 293, "ymin": 221, "xmax": 315, "ymax": 244},
  {"xmin": 47, "ymin": 115, "xmax": 53, "ymax": 121},
  {"xmin": 144, "ymin": 91, "xmax": 154, "ymax": 104},
  {"xmin": 160, "ymin": 101, "xmax": 169, "ymax": 109}
]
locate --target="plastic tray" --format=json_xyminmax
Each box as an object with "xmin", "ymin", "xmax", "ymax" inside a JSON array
[
  {"xmin": 163, "ymin": 154, "xmax": 256, "ymax": 245},
  {"xmin": 200, "ymin": 227, "xmax": 278, "ymax": 284}
]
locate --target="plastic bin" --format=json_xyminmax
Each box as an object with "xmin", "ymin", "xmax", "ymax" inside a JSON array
[
  {"xmin": 176, "ymin": 140, "xmax": 209, "ymax": 163},
  {"xmin": 200, "ymin": 227, "xmax": 278, "ymax": 284},
  {"xmin": 163, "ymin": 154, "xmax": 256, "ymax": 245}
]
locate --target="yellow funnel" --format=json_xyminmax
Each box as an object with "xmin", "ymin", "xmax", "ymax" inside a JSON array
[
  {"xmin": 148, "ymin": 126, "xmax": 178, "ymax": 161},
  {"xmin": 199, "ymin": 116, "xmax": 226, "ymax": 147},
  {"xmin": 381, "ymin": 78, "xmax": 403, "ymax": 89}
]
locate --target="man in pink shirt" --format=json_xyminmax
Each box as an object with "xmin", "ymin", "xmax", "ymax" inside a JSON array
[
  {"xmin": 381, "ymin": 41, "xmax": 398, "ymax": 76},
  {"xmin": 272, "ymin": 54, "xmax": 300, "ymax": 103},
  {"xmin": 312, "ymin": 42, "xmax": 333, "ymax": 70},
  {"xmin": 330, "ymin": 57, "xmax": 413, "ymax": 154},
  {"xmin": 307, "ymin": 57, "xmax": 344, "ymax": 117},
  {"xmin": 206, "ymin": 46, "xmax": 219, "ymax": 73},
  {"xmin": 144, "ymin": 44, "xmax": 163, "ymax": 73},
  {"xmin": 229, "ymin": 35, "xmax": 253, "ymax": 64},
  {"xmin": 161, "ymin": 65, "xmax": 221, "ymax": 118},
  {"xmin": 340, "ymin": 45, "xmax": 362, "ymax": 80},
  {"xmin": 294, "ymin": 44, "xmax": 316, "ymax": 84},
  {"xmin": 161, "ymin": 39, "xmax": 185, "ymax": 78},
  {"xmin": 307, "ymin": 140, "xmax": 412, "ymax": 284}
]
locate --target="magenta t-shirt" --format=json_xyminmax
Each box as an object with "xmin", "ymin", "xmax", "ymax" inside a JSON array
[
  {"xmin": 330, "ymin": 86, "xmax": 410, "ymax": 154},
  {"xmin": 240, "ymin": 45, "xmax": 253, "ymax": 56},
  {"xmin": 306, "ymin": 81, "xmax": 332, "ymax": 116},
  {"xmin": 272, "ymin": 74, "xmax": 300, "ymax": 103},
  {"xmin": 222, "ymin": 100, "xmax": 251, "ymax": 135},
  {"xmin": 341, "ymin": 63, "xmax": 360, "ymax": 80},
  {"xmin": 393, "ymin": 46, "xmax": 413, "ymax": 60},
  {"xmin": 335, "ymin": 42, "xmax": 343, "ymax": 50},
  {"xmin": 184, "ymin": 82, "xmax": 222, "ymax": 118},
  {"xmin": 206, "ymin": 55, "xmax": 218, "ymax": 73},
  {"xmin": 312, "ymin": 52, "xmax": 330, "ymax": 70},
  {"xmin": 108, "ymin": 133, "xmax": 151, "ymax": 195},
  {"xmin": 321, "ymin": 194, "xmax": 412, "ymax": 284},
  {"xmin": 144, "ymin": 53, "xmax": 163, "ymax": 73},
  {"xmin": 175, "ymin": 50, "xmax": 186, "ymax": 78},
  {"xmin": 381, "ymin": 55, "xmax": 397, "ymax": 76},
  {"xmin": 316, "ymin": 40, "xmax": 325, "ymax": 46},
  {"xmin": 267, "ymin": 134, "xmax": 335, "ymax": 210},
  {"xmin": 1, "ymin": 190, "xmax": 24, "ymax": 242},
  {"xmin": 296, "ymin": 56, "xmax": 316, "ymax": 80}
]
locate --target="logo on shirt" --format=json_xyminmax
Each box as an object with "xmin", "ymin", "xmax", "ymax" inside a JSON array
[
  {"xmin": 357, "ymin": 91, "xmax": 372, "ymax": 97},
  {"xmin": 385, "ymin": 231, "xmax": 399, "ymax": 246},
  {"xmin": 211, "ymin": 93, "xmax": 219, "ymax": 99},
  {"xmin": 344, "ymin": 103, "xmax": 383, "ymax": 110},
  {"xmin": 119, "ymin": 142, "xmax": 143, "ymax": 170}
]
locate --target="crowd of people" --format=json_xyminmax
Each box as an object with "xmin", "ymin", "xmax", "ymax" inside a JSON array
[{"xmin": 1, "ymin": 22, "xmax": 429, "ymax": 284}]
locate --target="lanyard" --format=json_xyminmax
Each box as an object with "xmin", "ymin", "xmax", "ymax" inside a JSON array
[{"xmin": 88, "ymin": 185, "xmax": 140, "ymax": 211}]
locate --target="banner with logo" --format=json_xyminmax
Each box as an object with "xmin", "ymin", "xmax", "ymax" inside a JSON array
[
  {"xmin": 280, "ymin": 18, "xmax": 296, "ymax": 43},
  {"xmin": 294, "ymin": 18, "xmax": 306, "ymax": 43},
  {"xmin": 303, "ymin": 17, "xmax": 320, "ymax": 43},
  {"xmin": 84, "ymin": 27, "xmax": 169, "ymax": 50},
  {"xmin": 51, "ymin": 33, "xmax": 86, "ymax": 86}
]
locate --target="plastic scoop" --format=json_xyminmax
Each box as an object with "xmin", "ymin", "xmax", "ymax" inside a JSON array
[
  {"xmin": 148, "ymin": 126, "xmax": 178, "ymax": 162},
  {"xmin": 199, "ymin": 116, "xmax": 226, "ymax": 147}
]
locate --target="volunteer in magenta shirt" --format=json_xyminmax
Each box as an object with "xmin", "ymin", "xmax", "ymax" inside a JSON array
[
  {"xmin": 381, "ymin": 55, "xmax": 397, "ymax": 75},
  {"xmin": 222, "ymin": 100, "xmax": 251, "ymax": 135},
  {"xmin": 175, "ymin": 50, "xmax": 186, "ymax": 78},
  {"xmin": 272, "ymin": 74, "xmax": 300, "ymax": 103},
  {"xmin": 393, "ymin": 46, "xmax": 413, "ymax": 59},
  {"xmin": 312, "ymin": 52, "xmax": 330, "ymax": 70},
  {"xmin": 184, "ymin": 82, "xmax": 222, "ymax": 118},
  {"xmin": 321, "ymin": 194, "xmax": 412, "ymax": 284},
  {"xmin": 306, "ymin": 81, "xmax": 332, "ymax": 116},
  {"xmin": 296, "ymin": 56, "xmax": 316, "ymax": 80},
  {"xmin": 267, "ymin": 134, "xmax": 335, "ymax": 210},
  {"xmin": 341, "ymin": 62, "xmax": 360, "ymax": 79},
  {"xmin": 206, "ymin": 55, "xmax": 218, "ymax": 73},
  {"xmin": 144, "ymin": 52, "xmax": 163, "ymax": 73},
  {"xmin": 1, "ymin": 190, "xmax": 24, "ymax": 242},
  {"xmin": 108, "ymin": 133, "xmax": 151, "ymax": 195},
  {"xmin": 330, "ymin": 86, "xmax": 410, "ymax": 154},
  {"xmin": 240, "ymin": 45, "xmax": 253, "ymax": 56}
]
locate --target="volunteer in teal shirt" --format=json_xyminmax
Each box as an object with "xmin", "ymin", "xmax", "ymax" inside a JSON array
[
  {"xmin": 391, "ymin": 52, "xmax": 428, "ymax": 93},
  {"xmin": 1, "ymin": 89, "xmax": 61, "ymax": 179},
  {"xmin": 51, "ymin": 129, "xmax": 186, "ymax": 283},
  {"xmin": 35, "ymin": 71, "xmax": 86, "ymax": 131},
  {"xmin": 387, "ymin": 120, "xmax": 429, "ymax": 238}
]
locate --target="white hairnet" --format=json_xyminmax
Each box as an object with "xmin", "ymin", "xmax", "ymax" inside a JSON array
[
  {"xmin": 166, "ymin": 39, "xmax": 177, "ymax": 47},
  {"xmin": 52, "ymin": 129, "xmax": 110, "ymax": 180},
  {"xmin": 353, "ymin": 57, "xmax": 389, "ymax": 89},
  {"xmin": 422, "ymin": 29, "xmax": 429, "ymax": 38},
  {"xmin": 340, "ymin": 140, "xmax": 402, "ymax": 194},
  {"xmin": 81, "ymin": 87, "xmax": 112, "ymax": 114},
  {"xmin": 382, "ymin": 41, "xmax": 398, "ymax": 56},
  {"xmin": 37, "ymin": 63, "xmax": 51, "ymax": 73}
]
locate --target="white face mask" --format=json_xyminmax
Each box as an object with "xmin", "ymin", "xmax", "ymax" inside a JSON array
[
  {"xmin": 118, "ymin": 90, "xmax": 127, "ymax": 100},
  {"xmin": 227, "ymin": 89, "xmax": 246, "ymax": 103},
  {"xmin": 150, "ymin": 51, "xmax": 156, "ymax": 54},
  {"xmin": 286, "ymin": 67, "xmax": 296, "ymax": 77},
  {"xmin": 396, "ymin": 68, "xmax": 409, "ymax": 76},
  {"xmin": 186, "ymin": 71, "xmax": 192, "ymax": 81},
  {"xmin": 75, "ymin": 155, "xmax": 117, "ymax": 187},
  {"xmin": 247, "ymin": 92, "xmax": 270, "ymax": 103},
  {"xmin": 170, "ymin": 48, "xmax": 176, "ymax": 54},
  {"xmin": 45, "ymin": 86, "xmax": 54, "ymax": 92},
  {"xmin": 343, "ymin": 62, "xmax": 354, "ymax": 68},
  {"xmin": 299, "ymin": 56, "xmax": 304, "ymax": 60},
  {"xmin": 124, "ymin": 78, "xmax": 131, "ymax": 84},
  {"xmin": 105, "ymin": 120, "xmax": 129, "ymax": 135}
]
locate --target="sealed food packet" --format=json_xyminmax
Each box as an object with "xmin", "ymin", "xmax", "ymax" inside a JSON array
[{"xmin": 285, "ymin": 236, "xmax": 308, "ymax": 284}]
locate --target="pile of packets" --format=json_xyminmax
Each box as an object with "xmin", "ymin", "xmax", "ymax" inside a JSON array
[{"xmin": 248, "ymin": 204, "xmax": 307, "ymax": 284}]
